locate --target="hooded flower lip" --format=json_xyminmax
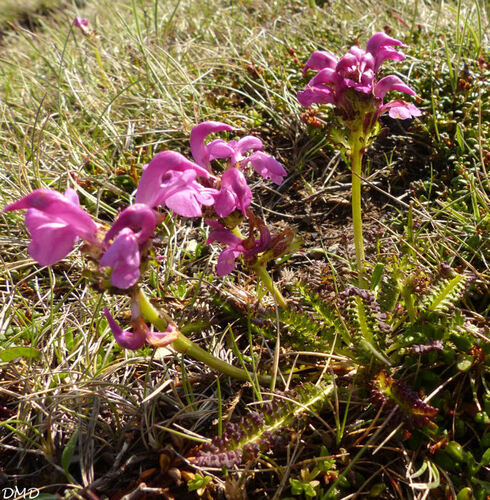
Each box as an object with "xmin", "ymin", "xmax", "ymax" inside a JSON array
[
  {"xmin": 73, "ymin": 17, "xmax": 89, "ymax": 28},
  {"xmin": 190, "ymin": 121, "xmax": 236, "ymax": 169},
  {"xmin": 104, "ymin": 307, "xmax": 147, "ymax": 350},
  {"xmin": 3, "ymin": 188, "xmax": 98, "ymax": 266},
  {"xmin": 135, "ymin": 151, "xmax": 217, "ymax": 217},
  {"xmin": 303, "ymin": 50, "xmax": 338, "ymax": 75},
  {"xmin": 365, "ymin": 32, "xmax": 406, "ymax": 72},
  {"xmin": 245, "ymin": 151, "xmax": 287, "ymax": 185},
  {"xmin": 374, "ymin": 75, "xmax": 416, "ymax": 100},
  {"xmin": 103, "ymin": 204, "xmax": 156, "ymax": 247}
]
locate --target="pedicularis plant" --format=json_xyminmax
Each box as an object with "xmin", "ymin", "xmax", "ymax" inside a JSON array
[
  {"xmin": 6, "ymin": 23, "xmax": 489, "ymax": 497},
  {"xmin": 3, "ymin": 118, "xmax": 291, "ymax": 383},
  {"xmin": 298, "ymin": 32, "xmax": 421, "ymax": 285},
  {"xmin": 3, "ymin": 32, "xmax": 423, "ymax": 381}
]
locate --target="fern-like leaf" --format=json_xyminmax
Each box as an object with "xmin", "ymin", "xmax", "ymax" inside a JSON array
[
  {"xmin": 420, "ymin": 273, "xmax": 471, "ymax": 314},
  {"xmin": 370, "ymin": 370, "xmax": 438, "ymax": 428},
  {"xmin": 190, "ymin": 382, "xmax": 333, "ymax": 468}
]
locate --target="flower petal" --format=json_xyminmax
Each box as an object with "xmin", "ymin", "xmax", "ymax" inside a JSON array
[
  {"xmin": 379, "ymin": 100, "xmax": 422, "ymax": 119},
  {"xmin": 247, "ymin": 151, "xmax": 287, "ymax": 185},
  {"xmin": 303, "ymin": 51, "xmax": 338, "ymax": 74},
  {"xmin": 146, "ymin": 323, "xmax": 180, "ymax": 347},
  {"xmin": 297, "ymin": 86, "xmax": 335, "ymax": 107},
  {"xmin": 206, "ymin": 228, "xmax": 243, "ymax": 247},
  {"xmin": 214, "ymin": 168, "xmax": 252, "ymax": 217},
  {"xmin": 214, "ymin": 188, "xmax": 237, "ymax": 218},
  {"xmin": 366, "ymin": 32, "xmax": 405, "ymax": 71},
  {"xmin": 206, "ymin": 139, "xmax": 235, "ymax": 162},
  {"xmin": 230, "ymin": 136, "xmax": 264, "ymax": 164},
  {"xmin": 374, "ymin": 75, "xmax": 416, "ymax": 99},
  {"xmin": 135, "ymin": 151, "xmax": 210, "ymax": 207},
  {"xmin": 103, "ymin": 308, "xmax": 147, "ymax": 350},
  {"xmin": 216, "ymin": 247, "xmax": 242, "ymax": 275},
  {"xmin": 100, "ymin": 228, "xmax": 141, "ymax": 289},
  {"xmin": 104, "ymin": 204, "xmax": 156, "ymax": 247},
  {"xmin": 4, "ymin": 189, "xmax": 97, "ymax": 242},
  {"xmin": 190, "ymin": 121, "xmax": 235, "ymax": 168},
  {"xmin": 25, "ymin": 210, "xmax": 78, "ymax": 266}
]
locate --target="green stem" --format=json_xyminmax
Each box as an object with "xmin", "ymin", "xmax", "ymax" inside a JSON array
[
  {"xmin": 136, "ymin": 289, "xmax": 271, "ymax": 385},
  {"xmin": 350, "ymin": 133, "xmax": 367, "ymax": 288},
  {"xmin": 252, "ymin": 263, "xmax": 288, "ymax": 308},
  {"xmin": 92, "ymin": 41, "xmax": 110, "ymax": 86}
]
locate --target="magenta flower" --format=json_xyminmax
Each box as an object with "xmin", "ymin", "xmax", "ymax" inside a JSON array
[
  {"xmin": 135, "ymin": 151, "xmax": 217, "ymax": 217},
  {"xmin": 206, "ymin": 226, "xmax": 247, "ymax": 275},
  {"xmin": 365, "ymin": 32, "xmax": 406, "ymax": 72},
  {"xmin": 100, "ymin": 228, "xmax": 141, "ymax": 289},
  {"xmin": 104, "ymin": 307, "xmax": 147, "ymax": 350},
  {"xmin": 190, "ymin": 121, "xmax": 236, "ymax": 170},
  {"xmin": 214, "ymin": 168, "xmax": 252, "ymax": 218},
  {"xmin": 303, "ymin": 50, "xmax": 337, "ymax": 75},
  {"xmin": 104, "ymin": 307, "xmax": 178, "ymax": 350},
  {"xmin": 73, "ymin": 17, "xmax": 89, "ymax": 28},
  {"xmin": 246, "ymin": 151, "xmax": 287, "ymax": 185},
  {"xmin": 3, "ymin": 188, "xmax": 98, "ymax": 266},
  {"xmin": 298, "ymin": 32, "xmax": 421, "ymax": 125},
  {"xmin": 100, "ymin": 204, "xmax": 156, "ymax": 289},
  {"xmin": 190, "ymin": 121, "xmax": 287, "ymax": 185},
  {"xmin": 205, "ymin": 219, "xmax": 272, "ymax": 276},
  {"xmin": 103, "ymin": 204, "xmax": 156, "ymax": 247}
]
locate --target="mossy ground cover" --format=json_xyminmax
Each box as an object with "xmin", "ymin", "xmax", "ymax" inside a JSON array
[{"xmin": 0, "ymin": 0, "xmax": 488, "ymax": 498}]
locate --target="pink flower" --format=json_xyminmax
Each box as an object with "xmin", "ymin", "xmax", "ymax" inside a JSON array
[
  {"xmin": 100, "ymin": 228, "xmax": 141, "ymax": 289},
  {"xmin": 103, "ymin": 204, "xmax": 156, "ymax": 247},
  {"xmin": 206, "ymin": 226, "xmax": 247, "ymax": 275},
  {"xmin": 3, "ymin": 188, "xmax": 97, "ymax": 266},
  {"xmin": 365, "ymin": 32, "xmax": 406, "ymax": 72},
  {"xmin": 213, "ymin": 168, "xmax": 252, "ymax": 218},
  {"xmin": 73, "ymin": 17, "xmax": 89, "ymax": 28},
  {"xmin": 205, "ymin": 219, "xmax": 271, "ymax": 276},
  {"xmin": 104, "ymin": 307, "xmax": 179, "ymax": 350},
  {"xmin": 246, "ymin": 151, "xmax": 287, "ymax": 185},
  {"xmin": 298, "ymin": 32, "xmax": 420, "ymax": 125},
  {"xmin": 190, "ymin": 121, "xmax": 287, "ymax": 185},
  {"xmin": 190, "ymin": 121, "xmax": 236, "ymax": 170},
  {"xmin": 100, "ymin": 204, "xmax": 156, "ymax": 289},
  {"xmin": 135, "ymin": 151, "xmax": 217, "ymax": 217},
  {"xmin": 303, "ymin": 51, "xmax": 338, "ymax": 75}
]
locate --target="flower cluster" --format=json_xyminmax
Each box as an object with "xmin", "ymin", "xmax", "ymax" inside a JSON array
[
  {"xmin": 298, "ymin": 32, "xmax": 421, "ymax": 133},
  {"xmin": 3, "ymin": 122, "xmax": 286, "ymax": 347}
]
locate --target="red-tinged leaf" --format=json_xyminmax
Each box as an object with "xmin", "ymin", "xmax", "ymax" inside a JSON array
[{"xmin": 370, "ymin": 370, "xmax": 438, "ymax": 427}]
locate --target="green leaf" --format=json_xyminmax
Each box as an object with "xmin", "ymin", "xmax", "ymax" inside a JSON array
[
  {"xmin": 456, "ymin": 355, "xmax": 473, "ymax": 372},
  {"xmin": 370, "ymin": 263, "xmax": 384, "ymax": 290},
  {"xmin": 289, "ymin": 479, "xmax": 304, "ymax": 495},
  {"xmin": 61, "ymin": 428, "xmax": 79, "ymax": 480},
  {"xmin": 0, "ymin": 346, "xmax": 41, "ymax": 362},
  {"xmin": 480, "ymin": 448, "xmax": 490, "ymax": 467}
]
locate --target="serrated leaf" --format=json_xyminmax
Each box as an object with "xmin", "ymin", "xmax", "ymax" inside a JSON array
[{"xmin": 0, "ymin": 346, "xmax": 41, "ymax": 362}]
